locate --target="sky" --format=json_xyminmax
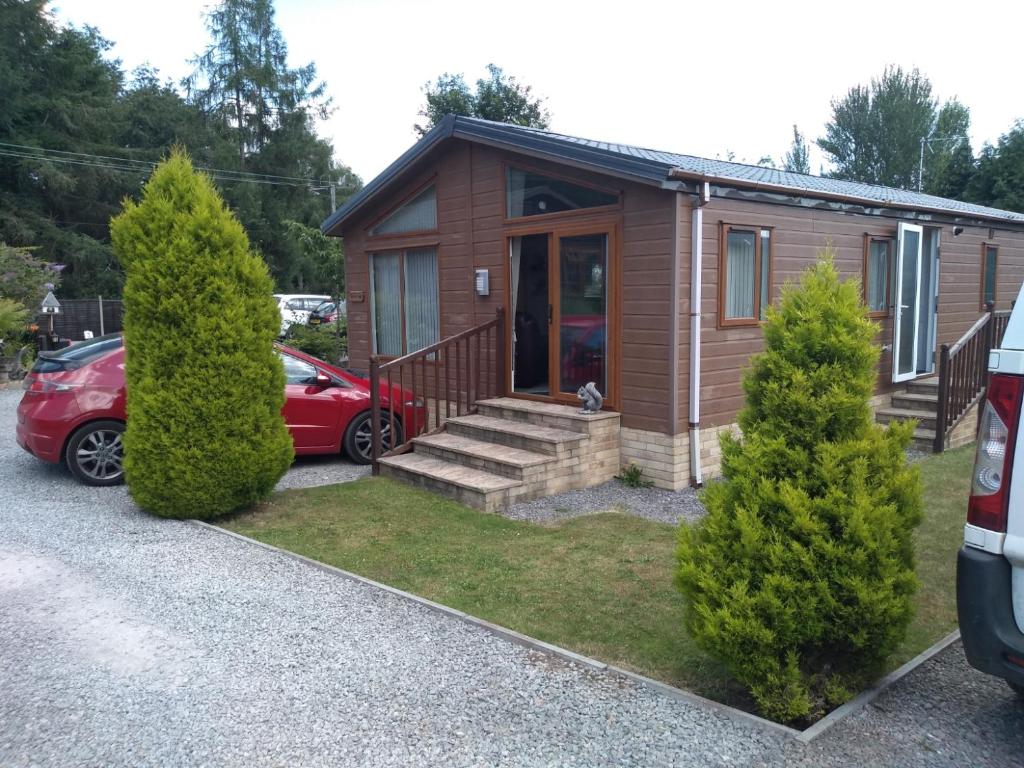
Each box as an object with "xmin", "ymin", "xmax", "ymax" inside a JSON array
[{"xmin": 52, "ymin": 0, "xmax": 1024, "ymax": 185}]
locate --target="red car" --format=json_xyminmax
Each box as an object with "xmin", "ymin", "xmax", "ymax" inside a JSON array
[{"xmin": 16, "ymin": 334, "xmax": 422, "ymax": 486}]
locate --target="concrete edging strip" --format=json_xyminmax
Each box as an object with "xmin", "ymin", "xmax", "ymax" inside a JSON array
[
  {"xmin": 190, "ymin": 519, "xmax": 961, "ymax": 743},
  {"xmin": 793, "ymin": 628, "xmax": 962, "ymax": 743}
]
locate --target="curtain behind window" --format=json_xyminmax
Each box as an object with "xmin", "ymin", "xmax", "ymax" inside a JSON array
[
  {"xmin": 371, "ymin": 254, "xmax": 402, "ymax": 355},
  {"xmin": 984, "ymin": 247, "xmax": 998, "ymax": 304},
  {"xmin": 868, "ymin": 240, "xmax": 889, "ymax": 311},
  {"xmin": 404, "ymin": 248, "xmax": 440, "ymax": 353},
  {"xmin": 725, "ymin": 230, "xmax": 756, "ymax": 319}
]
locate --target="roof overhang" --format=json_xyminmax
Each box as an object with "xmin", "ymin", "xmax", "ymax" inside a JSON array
[
  {"xmin": 665, "ymin": 168, "xmax": 1024, "ymax": 231},
  {"xmin": 321, "ymin": 116, "xmax": 672, "ymax": 235},
  {"xmin": 322, "ymin": 116, "xmax": 1024, "ymax": 236}
]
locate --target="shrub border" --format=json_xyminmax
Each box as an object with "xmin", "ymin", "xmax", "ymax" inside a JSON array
[{"xmin": 192, "ymin": 519, "xmax": 961, "ymax": 743}]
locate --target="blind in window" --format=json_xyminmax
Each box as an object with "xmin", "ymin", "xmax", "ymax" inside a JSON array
[
  {"xmin": 725, "ymin": 230, "xmax": 756, "ymax": 319},
  {"xmin": 867, "ymin": 240, "xmax": 890, "ymax": 311},
  {"xmin": 371, "ymin": 253, "xmax": 402, "ymax": 356},
  {"xmin": 404, "ymin": 248, "xmax": 440, "ymax": 353}
]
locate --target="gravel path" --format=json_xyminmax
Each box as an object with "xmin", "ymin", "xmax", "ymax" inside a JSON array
[
  {"xmin": 507, "ymin": 480, "xmax": 706, "ymax": 525},
  {"xmin": 2, "ymin": 387, "xmax": 1022, "ymax": 767}
]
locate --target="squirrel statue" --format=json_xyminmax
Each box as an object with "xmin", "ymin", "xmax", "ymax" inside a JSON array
[{"xmin": 576, "ymin": 382, "xmax": 603, "ymax": 413}]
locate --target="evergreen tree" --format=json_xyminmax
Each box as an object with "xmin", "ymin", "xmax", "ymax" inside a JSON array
[
  {"xmin": 416, "ymin": 64, "xmax": 550, "ymax": 137},
  {"xmin": 676, "ymin": 253, "xmax": 922, "ymax": 723},
  {"xmin": 817, "ymin": 66, "xmax": 960, "ymax": 190},
  {"xmin": 923, "ymin": 99, "xmax": 974, "ymax": 199},
  {"xmin": 184, "ymin": 0, "xmax": 330, "ymax": 164},
  {"xmin": 184, "ymin": 0, "xmax": 359, "ymax": 290},
  {"xmin": 965, "ymin": 120, "xmax": 1024, "ymax": 213},
  {"xmin": 782, "ymin": 125, "xmax": 811, "ymax": 174},
  {"xmin": 110, "ymin": 151, "xmax": 293, "ymax": 519}
]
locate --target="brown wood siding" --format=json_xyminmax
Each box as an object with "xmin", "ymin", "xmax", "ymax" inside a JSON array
[
  {"xmin": 337, "ymin": 137, "xmax": 1024, "ymax": 439},
  {"xmin": 691, "ymin": 197, "xmax": 1024, "ymax": 430},
  {"xmin": 340, "ymin": 139, "xmax": 677, "ymax": 434}
]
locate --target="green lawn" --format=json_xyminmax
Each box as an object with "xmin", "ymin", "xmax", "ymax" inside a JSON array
[{"xmin": 220, "ymin": 445, "xmax": 974, "ymax": 710}]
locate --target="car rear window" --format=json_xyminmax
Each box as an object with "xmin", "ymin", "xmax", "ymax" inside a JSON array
[{"xmin": 33, "ymin": 334, "xmax": 123, "ymax": 373}]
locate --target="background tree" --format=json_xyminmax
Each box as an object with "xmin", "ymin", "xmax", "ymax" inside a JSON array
[
  {"xmin": 676, "ymin": 253, "xmax": 922, "ymax": 723},
  {"xmin": 817, "ymin": 66, "xmax": 950, "ymax": 190},
  {"xmin": 0, "ymin": 0, "xmax": 360, "ymax": 298},
  {"xmin": 782, "ymin": 125, "xmax": 811, "ymax": 174},
  {"xmin": 111, "ymin": 151, "xmax": 293, "ymax": 519},
  {"xmin": 184, "ymin": 0, "xmax": 359, "ymax": 289},
  {"xmin": 0, "ymin": 243, "xmax": 61, "ymax": 307},
  {"xmin": 923, "ymin": 99, "xmax": 974, "ymax": 198},
  {"xmin": 0, "ymin": 1, "xmax": 129, "ymax": 296},
  {"xmin": 965, "ymin": 120, "xmax": 1024, "ymax": 213},
  {"xmin": 416, "ymin": 63, "xmax": 550, "ymax": 136}
]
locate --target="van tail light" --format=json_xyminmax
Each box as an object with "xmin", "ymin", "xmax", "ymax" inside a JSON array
[{"xmin": 968, "ymin": 373, "xmax": 1024, "ymax": 532}]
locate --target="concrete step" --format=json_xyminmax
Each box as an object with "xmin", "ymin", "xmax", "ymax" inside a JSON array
[
  {"xmin": 911, "ymin": 426, "xmax": 939, "ymax": 451},
  {"xmin": 905, "ymin": 377, "xmax": 939, "ymax": 396},
  {"xmin": 378, "ymin": 453, "xmax": 520, "ymax": 512},
  {"xmin": 891, "ymin": 391, "xmax": 939, "ymax": 411},
  {"xmin": 876, "ymin": 407, "xmax": 937, "ymax": 431},
  {"xmin": 475, "ymin": 397, "xmax": 618, "ymax": 435},
  {"xmin": 412, "ymin": 432, "xmax": 555, "ymax": 481},
  {"xmin": 446, "ymin": 414, "xmax": 584, "ymax": 456}
]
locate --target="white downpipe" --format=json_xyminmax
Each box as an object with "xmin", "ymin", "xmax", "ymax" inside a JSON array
[{"xmin": 689, "ymin": 182, "xmax": 709, "ymax": 487}]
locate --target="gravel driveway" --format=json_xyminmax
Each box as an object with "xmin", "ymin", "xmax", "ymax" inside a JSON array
[{"xmin": 2, "ymin": 387, "xmax": 1022, "ymax": 767}]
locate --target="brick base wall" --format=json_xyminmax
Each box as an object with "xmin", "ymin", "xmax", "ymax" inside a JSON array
[
  {"xmin": 619, "ymin": 423, "xmax": 741, "ymax": 490},
  {"xmin": 947, "ymin": 401, "xmax": 979, "ymax": 450}
]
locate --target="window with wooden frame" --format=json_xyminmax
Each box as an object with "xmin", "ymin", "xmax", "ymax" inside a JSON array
[
  {"xmin": 369, "ymin": 248, "xmax": 440, "ymax": 357},
  {"xmin": 719, "ymin": 224, "xmax": 772, "ymax": 326},
  {"xmin": 368, "ymin": 184, "xmax": 437, "ymax": 236},
  {"xmin": 505, "ymin": 166, "xmax": 619, "ymax": 219},
  {"xmin": 863, "ymin": 235, "xmax": 894, "ymax": 316},
  {"xmin": 982, "ymin": 243, "xmax": 998, "ymax": 308}
]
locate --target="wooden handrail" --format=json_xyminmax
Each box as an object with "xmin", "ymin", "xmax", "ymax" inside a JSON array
[
  {"xmin": 933, "ymin": 302, "xmax": 1010, "ymax": 452},
  {"xmin": 370, "ymin": 307, "xmax": 506, "ymax": 474}
]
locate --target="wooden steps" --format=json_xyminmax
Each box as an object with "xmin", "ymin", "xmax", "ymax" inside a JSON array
[{"xmin": 378, "ymin": 397, "xmax": 620, "ymax": 512}]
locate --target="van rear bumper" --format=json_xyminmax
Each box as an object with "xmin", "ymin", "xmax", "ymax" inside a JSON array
[{"xmin": 957, "ymin": 545, "xmax": 1024, "ymax": 686}]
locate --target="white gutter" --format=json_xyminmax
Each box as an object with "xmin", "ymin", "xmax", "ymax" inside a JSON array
[{"xmin": 689, "ymin": 182, "xmax": 710, "ymax": 487}]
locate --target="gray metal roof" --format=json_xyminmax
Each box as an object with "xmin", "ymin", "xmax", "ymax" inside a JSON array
[{"xmin": 322, "ymin": 115, "xmax": 1024, "ymax": 233}]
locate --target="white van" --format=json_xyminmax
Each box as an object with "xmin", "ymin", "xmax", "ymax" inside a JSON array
[
  {"xmin": 273, "ymin": 294, "xmax": 331, "ymax": 336},
  {"xmin": 958, "ymin": 283, "xmax": 1024, "ymax": 696}
]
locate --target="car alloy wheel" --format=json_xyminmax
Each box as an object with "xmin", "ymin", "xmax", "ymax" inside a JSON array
[
  {"xmin": 345, "ymin": 412, "xmax": 401, "ymax": 464},
  {"xmin": 66, "ymin": 420, "xmax": 125, "ymax": 486}
]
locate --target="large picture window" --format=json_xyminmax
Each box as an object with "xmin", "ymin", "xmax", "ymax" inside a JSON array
[
  {"xmin": 863, "ymin": 236, "xmax": 894, "ymax": 316},
  {"xmin": 982, "ymin": 244, "xmax": 998, "ymax": 308},
  {"xmin": 370, "ymin": 247, "xmax": 440, "ymax": 356},
  {"xmin": 506, "ymin": 167, "xmax": 618, "ymax": 218},
  {"xmin": 719, "ymin": 224, "xmax": 771, "ymax": 326}
]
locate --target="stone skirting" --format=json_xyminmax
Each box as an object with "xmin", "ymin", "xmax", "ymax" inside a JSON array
[{"xmin": 619, "ymin": 423, "xmax": 741, "ymax": 491}]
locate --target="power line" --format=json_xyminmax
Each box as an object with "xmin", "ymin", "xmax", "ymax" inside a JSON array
[{"xmin": 0, "ymin": 142, "xmax": 334, "ymax": 189}]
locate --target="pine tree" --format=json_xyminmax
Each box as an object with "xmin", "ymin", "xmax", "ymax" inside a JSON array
[
  {"xmin": 676, "ymin": 252, "xmax": 922, "ymax": 723},
  {"xmin": 782, "ymin": 125, "xmax": 811, "ymax": 174},
  {"xmin": 110, "ymin": 150, "xmax": 293, "ymax": 519}
]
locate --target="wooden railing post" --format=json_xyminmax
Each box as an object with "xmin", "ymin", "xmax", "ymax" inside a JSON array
[
  {"xmin": 934, "ymin": 343, "xmax": 950, "ymax": 453},
  {"xmin": 370, "ymin": 356, "xmax": 382, "ymax": 475},
  {"xmin": 978, "ymin": 303, "xmax": 997, "ymax": 424},
  {"xmin": 495, "ymin": 306, "xmax": 506, "ymax": 398}
]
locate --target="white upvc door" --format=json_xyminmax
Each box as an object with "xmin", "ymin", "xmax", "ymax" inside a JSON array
[{"xmin": 893, "ymin": 222, "xmax": 924, "ymax": 383}]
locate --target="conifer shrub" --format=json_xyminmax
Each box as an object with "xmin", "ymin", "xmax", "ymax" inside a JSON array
[
  {"xmin": 110, "ymin": 151, "xmax": 293, "ymax": 519},
  {"xmin": 675, "ymin": 253, "xmax": 923, "ymax": 723}
]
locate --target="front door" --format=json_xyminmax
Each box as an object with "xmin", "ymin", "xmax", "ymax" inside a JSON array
[
  {"xmin": 892, "ymin": 223, "xmax": 941, "ymax": 382},
  {"xmin": 509, "ymin": 226, "xmax": 614, "ymax": 405}
]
